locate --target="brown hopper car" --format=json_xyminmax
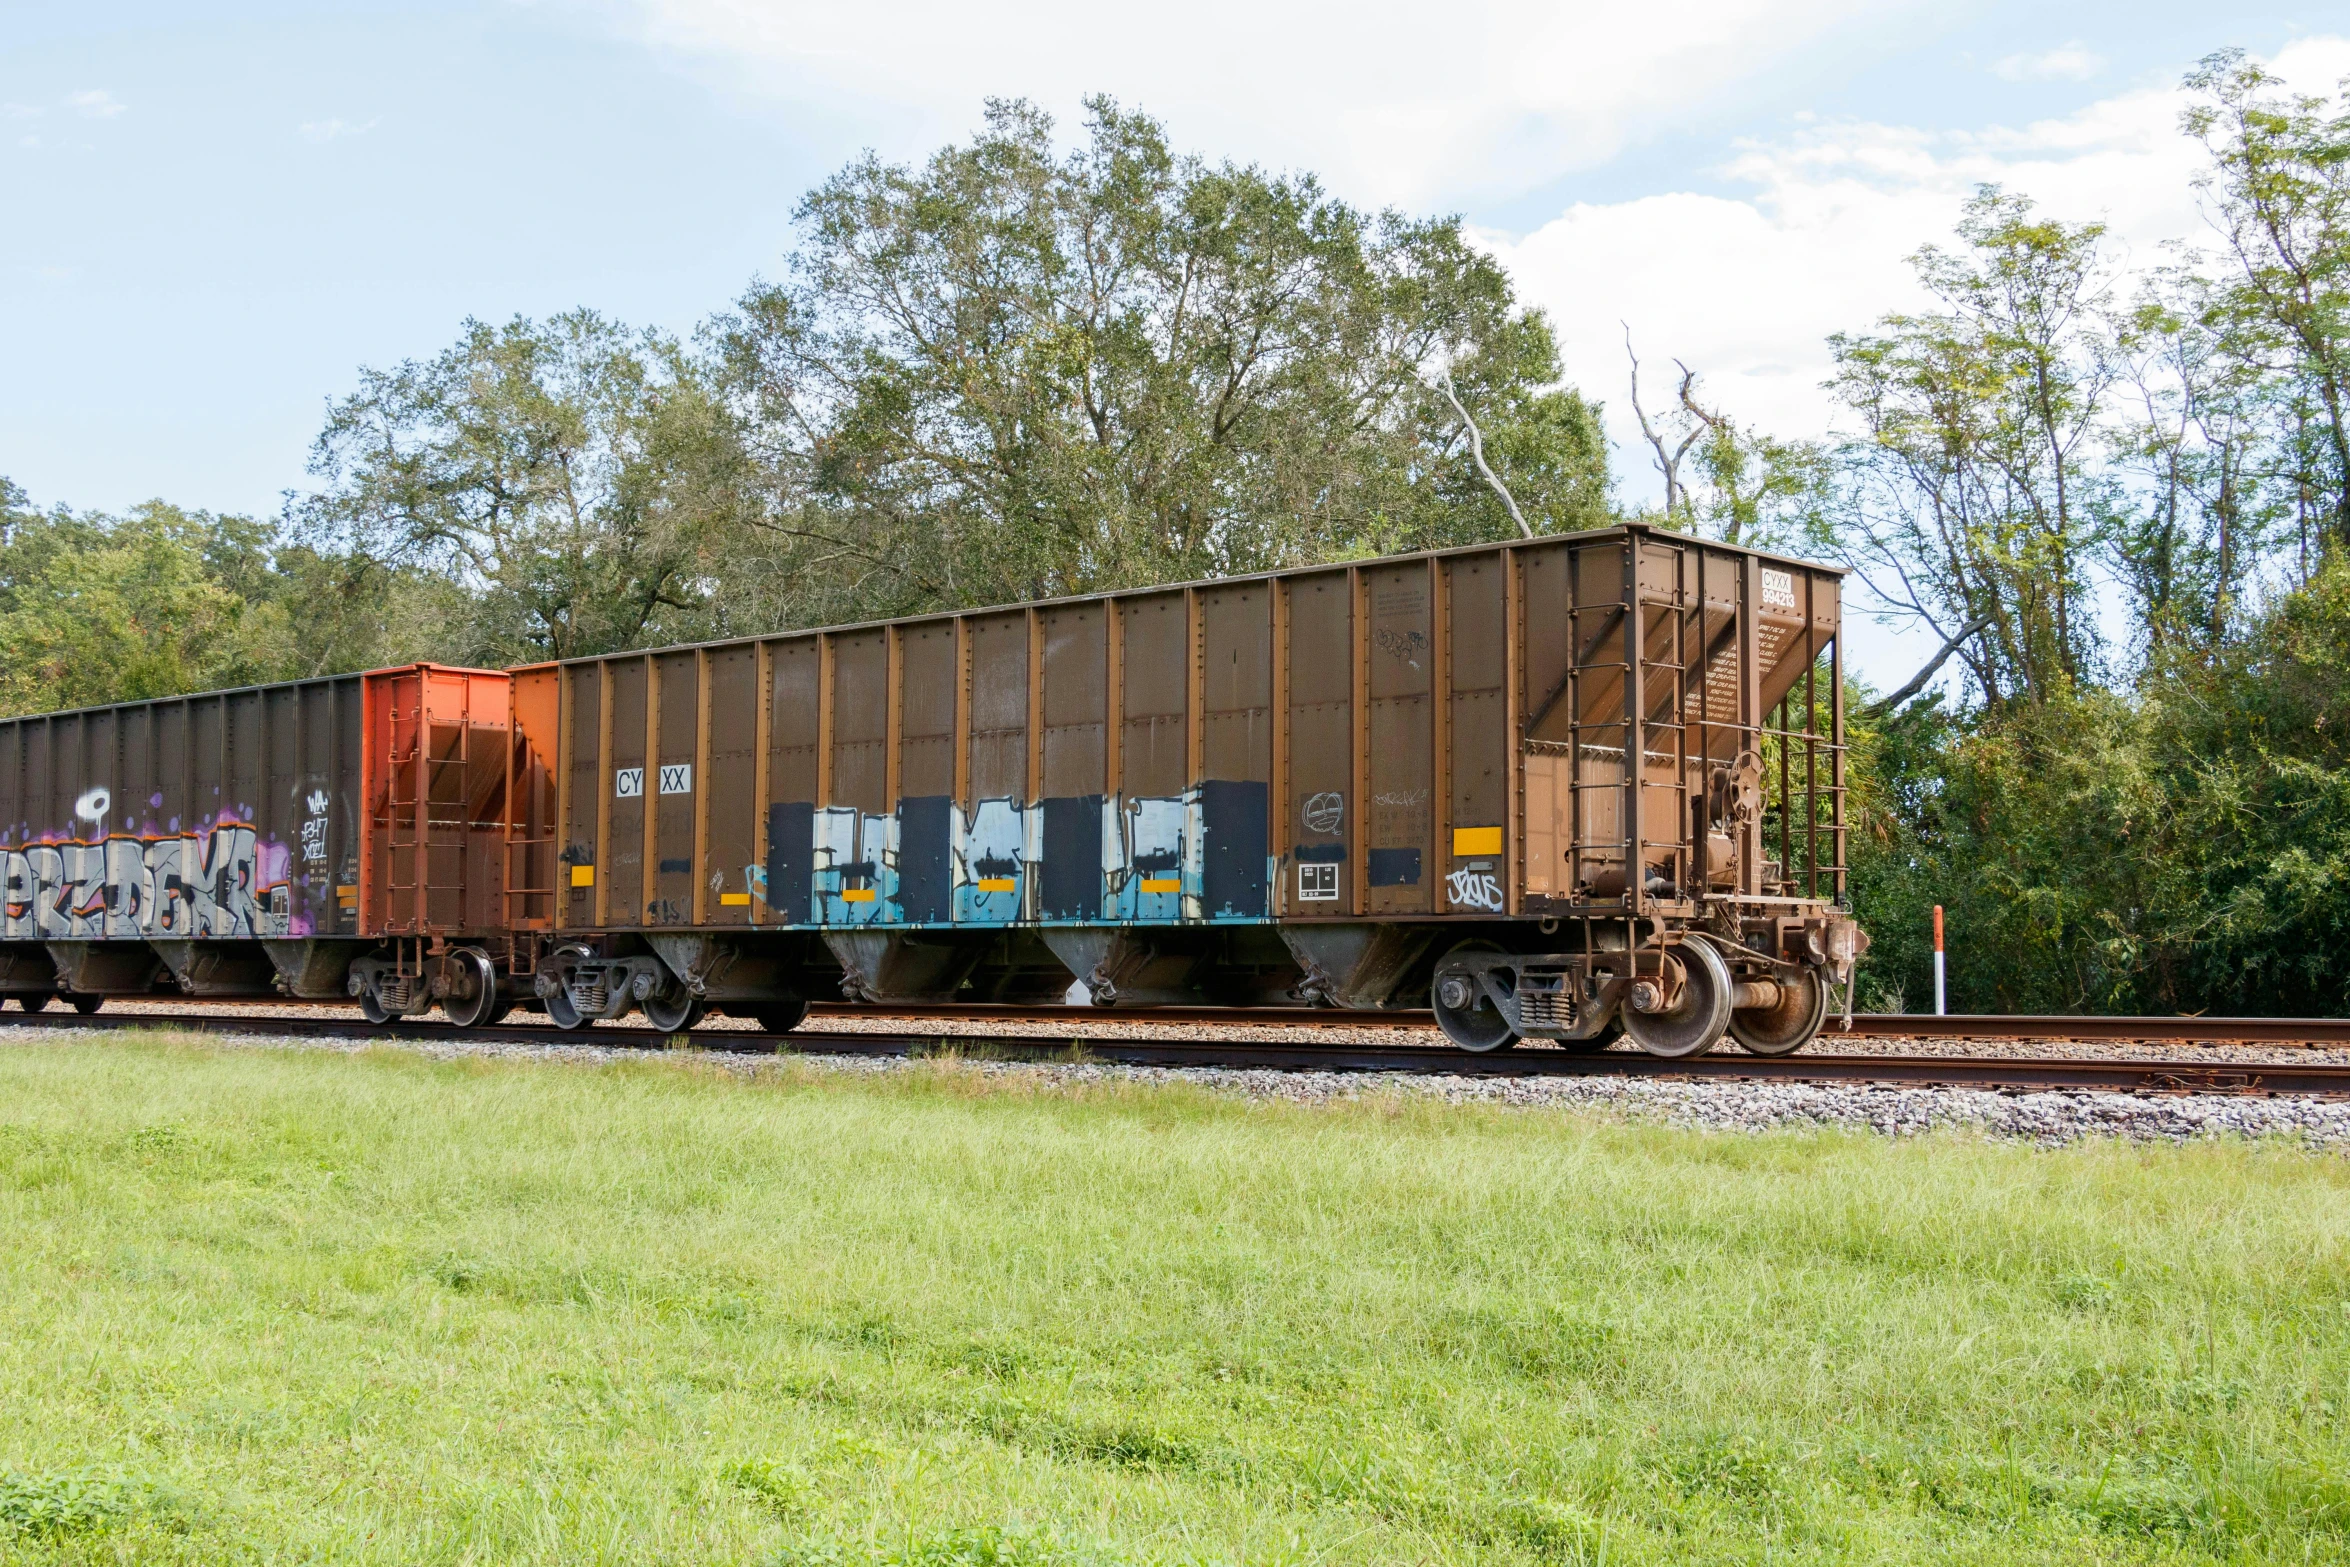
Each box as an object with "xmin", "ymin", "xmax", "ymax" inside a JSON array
[{"xmin": 0, "ymin": 524, "xmax": 1865, "ymax": 1057}]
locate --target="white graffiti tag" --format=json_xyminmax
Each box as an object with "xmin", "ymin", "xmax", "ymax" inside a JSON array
[
  {"xmin": 1301, "ymin": 792, "xmax": 1344, "ymax": 835},
  {"xmin": 300, "ymin": 790, "xmax": 331, "ymax": 866},
  {"xmin": 1445, "ymin": 866, "xmax": 1504, "ymax": 911}
]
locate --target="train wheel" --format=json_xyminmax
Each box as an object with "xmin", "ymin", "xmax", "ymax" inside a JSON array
[
  {"xmin": 69, "ymin": 994, "xmax": 105, "ymax": 1016},
  {"xmin": 1621, "ymin": 936, "xmax": 1733, "ymax": 1059},
  {"xmin": 16, "ymin": 993, "xmax": 51, "ymax": 1013},
  {"xmin": 543, "ymin": 986, "xmax": 592, "ymax": 1031},
  {"xmin": 1554, "ymin": 1018, "xmax": 1624, "ymax": 1054},
  {"xmin": 1728, "ymin": 967, "xmax": 1830, "ymax": 1057},
  {"xmin": 442, "ymin": 949, "xmax": 503, "ymax": 1030},
  {"xmin": 1431, "ymin": 944, "xmax": 1518, "ymax": 1053},
  {"xmin": 754, "ymin": 996, "xmax": 809, "ymax": 1033},
  {"xmin": 641, "ymin": 989, "xmax": 705, "ymax": 1033},
  {"xmin": 358, "ymin": 989, "xmax": 393, "ymax": 1025}
]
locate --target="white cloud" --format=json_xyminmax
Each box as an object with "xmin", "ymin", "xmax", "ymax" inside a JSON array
[
  {"xmin": 1993, "ymin": 44, "xmax": 2104, "ymax": 83},
  {"xmin": 1485, "ymin": 36, "xmax": 2350, "ymax": 501},
  {"xmin": 587, "ymin": 0, "xmax": 1922, "ymax": 208},
  {"xmin": 2, "ymin": 103, "xmax": 39, "ymax": 122},
  {"xmin": 65, "ymin": 89, "xmax": 125, "ymax": 119},
  {"xmin": 299, "ymin": 117, "xmax": 381, "ymax": 142}
]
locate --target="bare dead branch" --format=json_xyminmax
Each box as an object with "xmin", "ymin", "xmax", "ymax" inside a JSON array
[
  {"xmin": 1439, "ymin": 370, "xmax": 1533, "ymax": 539},
  {"xmin": 1862, "ymin": 612, "xmax": 1993, "ymax": 717},
  {"xmin": 1625, "ymin": 326, "xmax": 1704, "ymax": 519}
]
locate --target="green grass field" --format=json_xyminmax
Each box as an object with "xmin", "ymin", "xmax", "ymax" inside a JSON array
[{"xmin": 0, "ymin": 1036, "xmax": 2344, "ymax": 1564}]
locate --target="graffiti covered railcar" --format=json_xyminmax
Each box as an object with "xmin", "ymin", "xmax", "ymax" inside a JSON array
[
  {"xmin": 0, "ymin": 525, "xmax": 1869, "ymax": 1058},
  {"xmin": 0, "ymin": 674, "xmax": 367, "ymax": 1004}
]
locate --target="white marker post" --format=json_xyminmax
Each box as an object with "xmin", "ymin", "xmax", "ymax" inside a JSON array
[{"xmin": 1932, "ymin": 904, "xmax": 1946, "ymax": 1016}]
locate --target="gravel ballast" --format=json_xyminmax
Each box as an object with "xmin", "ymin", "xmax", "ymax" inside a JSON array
[{"xmin": 8, "ymin": 1020, "xmax": 2349, "ymax": 1148}]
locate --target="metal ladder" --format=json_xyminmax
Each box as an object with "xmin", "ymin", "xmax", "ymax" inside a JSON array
[{"xmin": 379, "ymin": 671, "xmax": 474, "ymax": 936}]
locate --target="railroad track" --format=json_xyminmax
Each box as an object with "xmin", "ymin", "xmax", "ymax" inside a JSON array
[
  {"xmin": 21, "ymin": 996, "xmax": 2349, "ymax": 1046},
  {"xmin": 807, "ymin": 1003, "xmax": 2350, "ymax": 1047},
  {"xmin": 6, "ymin": 1007, "xmax": 2350, "ymax": 1097}
]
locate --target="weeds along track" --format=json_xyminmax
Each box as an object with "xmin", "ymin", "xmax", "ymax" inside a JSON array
[{"xmin": 6, "ymin": 1006, "xmax": 2350, "ymax": 1097}]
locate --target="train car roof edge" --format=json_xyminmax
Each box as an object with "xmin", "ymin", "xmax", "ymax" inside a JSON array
[
  {"xmin": 526, "ymin": 520, "xmax": 1849, "ymax": 672},
  {"xmin": 0, "ymin": 662, "xmax": 510, "ymax": 727},
  {"xmin": 0, "ymin": 528, "xmax": 1848, "ymax": 716}
]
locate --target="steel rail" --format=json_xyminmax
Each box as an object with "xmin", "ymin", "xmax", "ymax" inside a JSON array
[
  {"xmin": 5, "ymin": 1008, "xmax": 2349, "ymax": 1096},
  {"xmin": 11, "ymin": 995, "xmax": 2350, "ymax": 1045},
  {"xmin": 808, "ymin": 1005, "xmax": 2350, "ymax": 1046},
  {"xmin": 11, "ymin": 996, "xmax": 2350, "ymax": 1045},
  {"xmin": 1839, "ymin": 1014, "xmax": 2350, "ymax": 1045}
]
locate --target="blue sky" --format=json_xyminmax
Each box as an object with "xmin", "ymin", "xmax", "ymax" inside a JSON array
[{"xmin": 5, "ymin": 2, "xmax": 2343, "ymax": 560}]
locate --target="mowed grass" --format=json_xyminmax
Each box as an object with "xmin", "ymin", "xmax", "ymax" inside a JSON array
[{"xmin": 0, "ymin": 1040, "xmax": 2345, "ymax": 1565}]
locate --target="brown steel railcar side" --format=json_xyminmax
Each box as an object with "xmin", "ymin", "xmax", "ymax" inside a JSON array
[{"xmin": 528, "ymin": 525, "xmax": 1862, "ymax": 1052}]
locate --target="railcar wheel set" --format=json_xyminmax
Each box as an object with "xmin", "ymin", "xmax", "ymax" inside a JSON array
[{"xmin": 0, "ymin": 525, "xmax": 1867, "ymax": 1058}]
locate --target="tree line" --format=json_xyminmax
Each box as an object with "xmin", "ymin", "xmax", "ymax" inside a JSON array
[
  {"xmin": 4, "ymin": 52, "xmax": 2346, "ymax": 1013},
  {"xmin": 1827, "ymin": 54, "xmax": 2350, "ymax": 1015}
]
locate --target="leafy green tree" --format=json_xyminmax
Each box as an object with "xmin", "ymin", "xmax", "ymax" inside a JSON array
[
  {"xmin": 2184, "ymin": 50, "xmax": 2350, "ymax": 552},
  {"xmin": 2124, "ymin": 560, "xmax": 2350, "ymax": 1012},
  {"xmin": 0, "ymin": 477, "xmax": 32, "ymax": 545},
  {"xmin": 706, "ymin": 97, "xmax": 1608, "ymax": 624},
  {"xmin": 299, "ymin": 311, "xmax": 749, "ymax": 664},
  {"xmin": 1846, "ymin": 688, "xmax": 2155, "ymax": 1013},
  {"xmin": 0, "ymin": 498, "xmax": 298, "ymax": 714},
  {"xmin": 297, "ymin": 103, "xmax": 1610, "ymax": 645},
  {"xmin": 1829, "ymin": 188, "xmax": 2115, "ymax": 709},
  {"xmin": 2104, "ymin": 265, "xmax": 2284, "ymax": 652}
]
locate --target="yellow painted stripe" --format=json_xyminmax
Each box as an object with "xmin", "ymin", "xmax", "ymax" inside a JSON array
[
  {"xmin": 719, "ymin": 892, "xmax": 751, "ymax": 906},
  {"xmin": 569, "ymin": 865, "xmax": 596, "ymax": 887},
  {"xmin": 975, "ymin": 878, "xmax": 1018, "ymax": 892},
  {"xmin": 1452, "ymin": 826, "xmax": 1503, "ymax": 857},
  {"xmin": 840, "ymin": 888, "xmax": 877, "ymax": 903},
  {"xmin": 1139, "ymin": 878, "xmax": 1181, "ymax": 893}
]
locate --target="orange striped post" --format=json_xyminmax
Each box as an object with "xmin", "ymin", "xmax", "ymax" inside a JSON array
[{"xmin": 1932, "ymin": 904, "xmax": 1946, "ymax": 1016}]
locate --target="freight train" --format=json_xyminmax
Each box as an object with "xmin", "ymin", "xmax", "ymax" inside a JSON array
[{"xmin": 0, "ymin": 524, "xmax": 1866, "ymax": 1057}]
